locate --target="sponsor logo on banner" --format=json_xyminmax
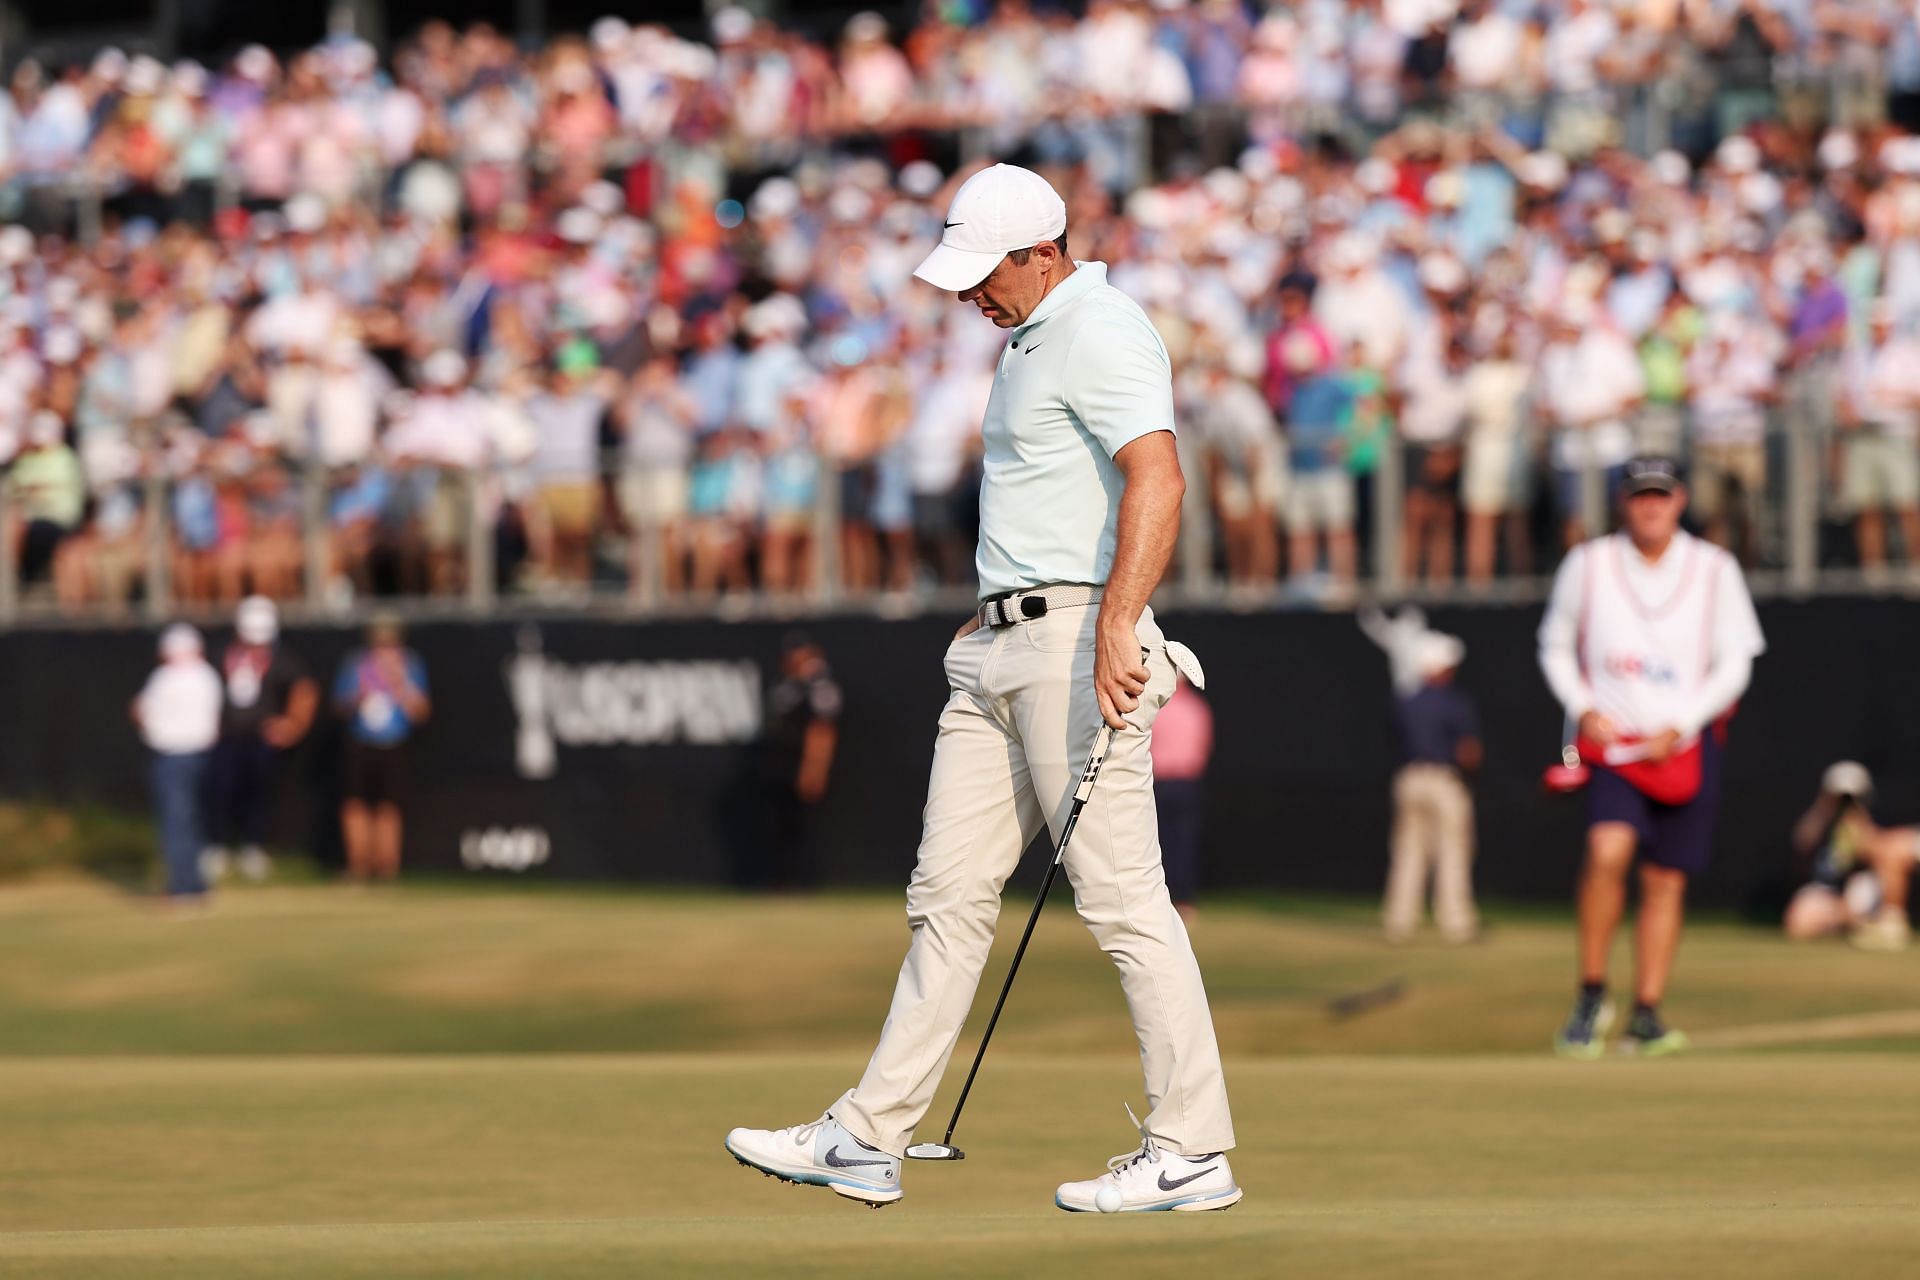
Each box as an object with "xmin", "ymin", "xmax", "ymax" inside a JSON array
[
  {"xmin": 460, "ymin": 826, "xmax": 552, "ymax": 872},
  {"xmin": 505, "ymin": 627, "xmax": 762, "ymax": 778}
]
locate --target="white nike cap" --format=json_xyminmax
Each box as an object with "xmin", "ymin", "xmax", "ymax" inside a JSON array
[{"xmin": 913, "ymin": 164, "xmax": 1067, "ymax": 293}]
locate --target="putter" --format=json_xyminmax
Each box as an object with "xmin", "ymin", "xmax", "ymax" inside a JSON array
[{"xmin": 906, "ymin": 723, "xmax": 1117, "ymax": 1162}]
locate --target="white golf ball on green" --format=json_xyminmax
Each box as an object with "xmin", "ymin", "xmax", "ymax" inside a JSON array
[{"xmin": 1095, "ymin": 1184, "xmax": 1124, "ymax": 1213}]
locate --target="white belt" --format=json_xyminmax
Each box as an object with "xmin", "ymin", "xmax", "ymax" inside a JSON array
[{"xmin": 977, "ymin": 583, "xmax": 1103, "ymax": 630}]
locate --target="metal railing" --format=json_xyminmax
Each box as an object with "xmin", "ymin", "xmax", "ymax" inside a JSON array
[{"xmin": 7, "ymin": 372, "xmax": 1920, "ymax": 630}]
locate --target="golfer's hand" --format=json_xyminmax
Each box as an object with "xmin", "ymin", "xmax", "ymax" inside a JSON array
[
  {"xmin": 1643, "ymin": 727, "xmax": 1683, "ymax": 763},
  {"xmin": 1094, "ymin": 618, "xmax": 1150, "ymax": 731},
  {"xmin": 1578, "ymin": 710, "xmax": 1619, "ymax": 746},
  {"xmin": 953, "ymin": 614, "xmax": 980, "ymax": 642}
]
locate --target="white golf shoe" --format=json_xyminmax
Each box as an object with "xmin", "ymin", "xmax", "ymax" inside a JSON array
[
  {"xmin": 725, "ymin": 1113, "xmax": 903, "ymax": 1207},
  {"xmin": 1056, "ymin": 1105, "xmax": 1241, "ymax": 1213}
]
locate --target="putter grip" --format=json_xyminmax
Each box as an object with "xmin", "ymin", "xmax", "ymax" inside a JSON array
[{"xmin": 1072, "ymin": 726, "xmax": 1114, "ymax": 805}]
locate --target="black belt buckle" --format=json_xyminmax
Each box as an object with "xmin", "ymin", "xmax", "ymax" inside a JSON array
[{"xmin": 1020, "ymin": 594, "xmax": 1048, "ymax": 619}]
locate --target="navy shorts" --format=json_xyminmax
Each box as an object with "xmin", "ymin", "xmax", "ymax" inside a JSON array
[{"xmin": 1585, "ymin": 733, "xmax": 1724, "ymax": 876}]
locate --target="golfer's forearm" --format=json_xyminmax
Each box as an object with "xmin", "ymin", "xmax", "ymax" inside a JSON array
[{"xmin": 1100, "ymin": 450, "xmax": 1184, "ymax": 631}]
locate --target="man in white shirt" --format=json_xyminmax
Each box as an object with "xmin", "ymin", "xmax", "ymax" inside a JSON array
[
  {"xmin": 1839, "ymin": 304, "xmax": 1920, "ymax": 568},
  {"xmin": 1538, "ymin": 299, "xmax": 1645, "ymax": 549},
  {"xmin": 131, "ymin": 624, "xmax": 224, "ymax": 901},
  {"xmin": 1686, "ymin": 312, "xmax": 1780, "ymax": 563},
  {"xmin": 1538, "ymin": 458, "xmax": 1766, "ymax": 1058},
  {"xmin": 383, "ymin": 351, "xmax": 492, "ymax": 594},
  {"xmin": 1314, "ymin": 233, "xmax": 1408, "ymax": 370},
  {"xmin": 726, "ymin": 164, "xmax": 1238, "ymax": 1215},
  {"xmin": 902, "ymin": 349, "xmax": 991, "ymax": 585}
]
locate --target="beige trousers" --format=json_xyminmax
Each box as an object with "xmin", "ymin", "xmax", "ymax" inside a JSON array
[
  {"xmin": 1383, "ymin": 763, "xmax": 1478, "ymax": 943},
  {"xmin": 830, "ymin": 603, "xmax": 1236, "ymax": 1157}
]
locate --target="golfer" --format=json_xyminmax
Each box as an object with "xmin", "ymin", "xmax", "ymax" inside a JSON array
[
  {"xmin": 1538, "ymin": 457, "xmax": 1764, "ymax": 1058},
  {"xmin": 727, "ymin": 164, "xmax": 1240, "ymax": 1212}
]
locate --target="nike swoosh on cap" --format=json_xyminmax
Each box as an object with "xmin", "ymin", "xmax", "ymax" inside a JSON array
[
  {"xmin": 1156, "ymin": 1167, "xmax": 1216, "ymax": 1191},
  {"xmin": 823, "ymin": 1146, "xmax": 892, "ymax": 1169},
  {"xmin": 943, "ymin": 220, "xmax": 964, "ymax": 229}
]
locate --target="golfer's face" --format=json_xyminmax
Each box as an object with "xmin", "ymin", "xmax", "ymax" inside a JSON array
[
  {"xmin": 1624, "ymin": 487, "xmax": 1685, "ymax": 544},
  {"xmin": 958, "ymin": 250, "xmax": 1048, "ymax": 329}
]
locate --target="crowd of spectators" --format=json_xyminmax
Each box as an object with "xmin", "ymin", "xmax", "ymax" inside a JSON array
[{"xmin": 8, "ymin": 1, "xmax": 1920, "ymax": 611}]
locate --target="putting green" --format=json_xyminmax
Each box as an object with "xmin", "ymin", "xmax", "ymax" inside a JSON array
[
  {"xmin": 2, "ymin": 881, "xmax": 1917, "ymax": 1277},
  {"xmin": 4, "ymin": 1054, "xmax": 1919, "ymax": 1278}
]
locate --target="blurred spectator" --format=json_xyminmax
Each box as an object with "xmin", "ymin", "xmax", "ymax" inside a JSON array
[
  {"xmin": 1280, "ymin": 332, "xmax": 1355, "ymax": 586},
  {"xmin": 523, "ymin": 349, "xmax": 614, "ymax": 588},
  {"xmin": 131, "ymin": 623, "xmax": 222, "ymax": 902},
  {"xmin": 1686, "ymin": 310, "xmax": 1779, "ymax": 563},
  {"xmin": 204, "ymin": 596, "xmax": 317, "ymax": 885},
  {"xmin": 1262, "ymin": 270, "xmax": 1334, "ymax": 421},
  {"xmin": 615, "ymin": 352, "xmax": 698, "ymax": 595},
  {"xmin": 1539, "ymin": 298, "xmax": 1644, "ymax": 548},
  {"xmin": 1185, "ymin": 352, "xmax": 1281, "ymax": 585},
  {"xmin": 758, "ymin": 634, "xmax": 840, "ymax": 889},
  {"xmin": 382, "ymin": 351, "xmax": 491, "ymax": 596},
  {"xmin": 1460, "ymin": 330, "xmax": 1532, "ymax": 585},
  {"xmin": 1787, "ymin": 761, "xmax": 1913, "ymax": 951},
  {"xmin": 1380, "ymin": 630, "xmax": 1481, "ymax": 945},
  {"xmin": 1838, "ymin": 303, "xmax": 1920, "ymax": 569},
  {"xmin": 7, "ymin": 9, "xmax": 1920, "ymax": 614},
  {"xmin": 9, "ymin": 413, "xmax": 84, "ymax": 586},
  {"xmin": 902, "ymin": 346, "xmax": 988, "ymax": 587},
  {"xmin": 1151, "ymin": 669, "xmax": 1213, "ymax": 923},
  {"xmin": 1399, "ymin": 287, "xmax": 1470, "ymax": 585},
  {"xmin": 333, "ymin": 616, "xmax": 430, "ymax": 883}
]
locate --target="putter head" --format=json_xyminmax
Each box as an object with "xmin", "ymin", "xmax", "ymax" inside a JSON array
[{"xmin": 904, "ymin": 1142, "xmax": 965, "ymax": 1161}]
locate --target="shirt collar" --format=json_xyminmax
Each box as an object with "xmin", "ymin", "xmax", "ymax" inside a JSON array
[
  {"xmin": 1013, "ymin": 260, "xmax": 1105, "ymax": 338},
  {"xmin": 1618, "ymin": 527, "xmax": 1692, "ymax": 570}
]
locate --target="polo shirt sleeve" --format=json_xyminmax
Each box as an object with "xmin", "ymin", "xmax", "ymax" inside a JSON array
[{"xmin": 1063, "ymin": 310, "xmax": 1177, "ymax": 458}]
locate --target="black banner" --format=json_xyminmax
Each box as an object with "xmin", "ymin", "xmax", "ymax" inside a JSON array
[{"xmin": 5, "ymin": 599, "xmax": 1919, "ymax": 913}]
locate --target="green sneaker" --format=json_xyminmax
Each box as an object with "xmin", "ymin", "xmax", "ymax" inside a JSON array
[
  {"xmin": 1554, "ymin": 992, "xmax": 1614, "ymax": 1060},
  {"xmin": 1620, "ymin": 1006, "xmax": 1689, "ymax": 1057}
]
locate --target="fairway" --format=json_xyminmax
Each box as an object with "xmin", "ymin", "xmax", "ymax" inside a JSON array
[{"xmin": 2, "ymin": 882, "xmax": 1918, "ymax": 1278}]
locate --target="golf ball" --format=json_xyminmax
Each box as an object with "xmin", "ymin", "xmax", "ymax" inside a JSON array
[{"xmin": 1095, "ymin": 1185, "xmax": 1124, "ymax": 1213}]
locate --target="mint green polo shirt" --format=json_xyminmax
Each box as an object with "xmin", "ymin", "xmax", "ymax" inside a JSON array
[{"xmin": 974, "ymin": 261, "xmax": 1176, "ymax": 600}]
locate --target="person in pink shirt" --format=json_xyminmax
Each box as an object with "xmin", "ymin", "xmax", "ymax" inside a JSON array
[
  {"xmin": 1261, "ymin": 270, "xmax": 1335, "ymax": 419},
  {"xmin": 1151, "ymin": 671, "xmax": 1214, "ymax": 921}
]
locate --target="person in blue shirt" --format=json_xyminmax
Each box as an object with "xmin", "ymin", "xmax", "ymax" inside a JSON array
[
  {"xmin": 332, "ymin": 615, "xmax": 430, "ymax": 882},
  {"xmin": 1280, "ymin": 332, "xmax": 1357, "ymax": 585}
]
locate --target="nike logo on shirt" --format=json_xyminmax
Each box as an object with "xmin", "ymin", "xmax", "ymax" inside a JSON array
[
  {"xmin": 1157, "ymin": 1166, "xmax": 1216, "ymax": 1191},
  {"xmin": 944, "ymin": 221, "xmax": 964, "ymax": 229}
]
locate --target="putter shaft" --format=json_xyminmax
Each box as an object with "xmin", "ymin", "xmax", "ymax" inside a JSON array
[{"xmin": 925, "ymin": 725, "xmax": 1115, "ymax": 1151}]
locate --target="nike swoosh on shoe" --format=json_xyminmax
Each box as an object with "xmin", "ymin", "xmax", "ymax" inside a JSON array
[
  {"xmin": 824, "ymin": 1146, "xmax": 892, "ymax": 1169},
  {"xmin": 1157, "ymin": 1167, "xmax": 1216, "ymax": 1191}
]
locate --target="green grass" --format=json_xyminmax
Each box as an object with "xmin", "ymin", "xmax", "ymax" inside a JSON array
[
  {"xmin": 1, "ymin": 880, "xmax": 1917, "ymax": 1277},
  {"xmin": 0, "ymin": 803, "xmax": 157, "ymax": 885}
]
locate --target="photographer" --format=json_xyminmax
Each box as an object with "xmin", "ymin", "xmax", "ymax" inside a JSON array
[{"xmin": 1786, "ymin": 762, "xmax": 1916, "ymax": 952}]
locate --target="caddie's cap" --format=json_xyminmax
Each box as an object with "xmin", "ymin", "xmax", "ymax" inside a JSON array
[{"xmin": 1623, "ymin": 455, "xmax": 1683, "ymax": 495}]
